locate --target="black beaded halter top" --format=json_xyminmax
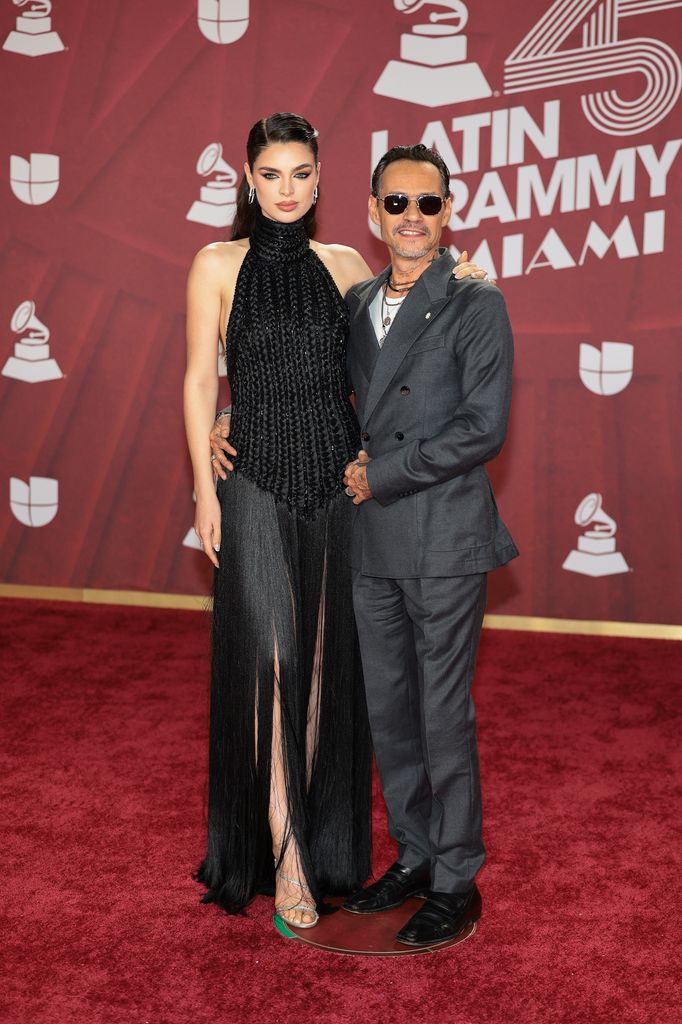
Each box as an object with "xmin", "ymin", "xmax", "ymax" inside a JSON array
[{"xmin": 226, "ymin": 210, "xmax": 360, "ymax": 518}]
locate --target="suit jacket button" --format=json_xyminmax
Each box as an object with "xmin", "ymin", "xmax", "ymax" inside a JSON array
[
  {"xmin": 400, "ymin": 386, "xmax": 410, "ymax": 396},
  {"xmin": 362, "ymin": 432, "xmax": 370, "ymax": 441},
  {"xmin": 395, "ymin": 431, "xmax": 404, "ymax": 441}
]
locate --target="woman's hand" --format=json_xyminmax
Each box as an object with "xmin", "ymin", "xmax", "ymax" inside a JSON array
[
  {"xmin": 194, "ymin": 491, "xmax": 222, "ymax": 568},
  {"xmin": 210, "ymin": 412, "xmax": 237, "ymax": 481},
  {"xmin": 454, "ymin": 250, "xmax": 497, "ymax": 286}
]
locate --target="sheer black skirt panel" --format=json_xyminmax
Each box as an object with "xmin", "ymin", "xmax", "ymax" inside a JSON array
[{"xmin": 196, "ymin": 472, "xmax": 372, "ymax": 914}]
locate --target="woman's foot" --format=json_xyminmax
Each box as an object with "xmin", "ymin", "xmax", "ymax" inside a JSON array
[{"xmin": 274, "ymin": 868, "xmax": 319, "ymax": 929}]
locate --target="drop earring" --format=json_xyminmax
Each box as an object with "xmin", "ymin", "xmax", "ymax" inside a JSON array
[
  {"xmin": 312, "ymin": 186, "xmax": 318, "ymax": 205},
  {"xmin": 248, "ymin": 186, "xmax": 255, "ymax": 204}
]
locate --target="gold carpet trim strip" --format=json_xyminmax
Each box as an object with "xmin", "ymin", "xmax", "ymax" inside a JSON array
[
  {"xmin": 1, "ymin": 583, "xmax": 680, "ymax": 640},
  {"xmin": 482, "ymin": 614, "xmax": 682, "ymax": 641},
  {"xmin": 0, "ymin": 583, "xmax": 207, "ymax": 611}
]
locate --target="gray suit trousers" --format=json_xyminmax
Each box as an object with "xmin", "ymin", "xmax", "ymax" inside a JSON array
[{"xmin": 352, "ymin": 571, "xmax": 487, "ymax": 893}]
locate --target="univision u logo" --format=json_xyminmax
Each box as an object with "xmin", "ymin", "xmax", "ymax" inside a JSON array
[
  {"xmin": 10, "ymin": 153, "xmax": 60, "ymax": 205},
  {"xmin": 197, "ymin": 0, "xmax": 249, "ymax": 44},
  {"xmin": 579, "ymin": 342, "xmax": 633, "ymax": 396},
  {"xmin": 10, "ymin": 476, "xmax": 59, "ymax": 527}
]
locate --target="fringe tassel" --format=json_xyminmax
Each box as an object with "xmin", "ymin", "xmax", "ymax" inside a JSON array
[{"xmin": 196, "ymin": 473, "xmax": 371, "ymax": 914}]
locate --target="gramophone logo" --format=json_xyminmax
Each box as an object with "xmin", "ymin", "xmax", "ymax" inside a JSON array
[
  {"xmin": 579, "ymin": 342, "xmax": 633, "ymax": 396},
  {"xmin": 562, "ymin": 492, "xmax": 630, "ymax": 577},
  {"xmin": 218, "ymin": 339, "xmax": 227, "ymax": 377},
  {"xmin": 10, "ymin": 153, "xmax": 59, "ymax": 205},
  {"xmin": 183, "ymin": 492, "xmax": 203, "ymax": 550},
  {"xmin": 2, "ymin": 300, "xmax": 62, "ymax": 383},
  {"xmin": 10, "ymin": 476, "xmax": 59, "ymax": 527},
  {"xmin": 186, "ymin": 143, "xmax": 238, "ymax": 228},
  {"xmin": 197, "ymin": 0, "xmax": 249, "ymax": 44},
  {"xmin": 374, "ymin": 1, "xmax": 492, "ymax": 108},
  {"xmin": 3, "ymin": 0, "xmax": 65, "ymax": 57}
]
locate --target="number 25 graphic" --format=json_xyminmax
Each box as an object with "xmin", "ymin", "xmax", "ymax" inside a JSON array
[{"xmin": 504, "ymin": 0, "xmax": 682, "ymax": 136}]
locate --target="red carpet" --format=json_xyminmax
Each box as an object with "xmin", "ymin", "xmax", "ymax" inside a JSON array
[{"xmin": 1, "ymin": 598, "xmax": 680, "ymax": 1024}]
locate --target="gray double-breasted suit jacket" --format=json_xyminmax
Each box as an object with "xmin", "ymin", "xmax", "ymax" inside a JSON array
[{"xmin": 346, "ymin": 249, "xmax": 518, "ymax": 578}]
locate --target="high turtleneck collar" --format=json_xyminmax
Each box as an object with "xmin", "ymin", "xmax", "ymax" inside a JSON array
[{"xmin": 249, "ymin": 208, "xmax": 310, "ymax": 262}]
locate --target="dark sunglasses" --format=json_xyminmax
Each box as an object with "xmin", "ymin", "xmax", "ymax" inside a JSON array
[{"xmin": 377, "ymin": 193, "xmax": 446, "ymax": 216}]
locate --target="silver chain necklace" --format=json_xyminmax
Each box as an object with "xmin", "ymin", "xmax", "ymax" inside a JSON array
[{"xmin": 380, "ymin": 284, "xmax": 405, "ymax": 343}]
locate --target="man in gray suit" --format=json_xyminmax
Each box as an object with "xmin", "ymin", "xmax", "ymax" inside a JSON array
[{"xmin": 341, "ymin": 144, "xmax": 517, "ymax": 946}]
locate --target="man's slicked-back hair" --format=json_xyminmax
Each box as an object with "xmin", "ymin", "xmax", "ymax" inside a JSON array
[{"xmin": 371, "ymin": 143, "xmax": 451, "ymax": 199}]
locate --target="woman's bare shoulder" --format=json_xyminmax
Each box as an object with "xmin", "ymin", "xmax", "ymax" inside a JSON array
[
  {"xmin": 189, "ymin": 239, "xmax": 249, "ymax": 283},
  {"xmin": 311, "ymin": 240, "xmax": 362, "ymax": 262},
  {"xmin": 311, "ymin": 241, "xmax": 373, "ymax": 291}
]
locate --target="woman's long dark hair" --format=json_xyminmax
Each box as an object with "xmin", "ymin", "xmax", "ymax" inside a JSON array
[{"xmin": 231, "ymin": 112, "xmax": 319, "ymax": 241}]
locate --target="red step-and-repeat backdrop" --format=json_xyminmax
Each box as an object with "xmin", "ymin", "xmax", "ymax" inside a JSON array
[{"xmin": 1, "ymin": 0, "xmax": 680, "ymax": 625}]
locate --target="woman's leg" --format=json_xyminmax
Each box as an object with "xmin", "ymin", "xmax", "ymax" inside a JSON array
[{"xmin": 270, "ymin": 644, "xmax": 318, "ymax": 926}]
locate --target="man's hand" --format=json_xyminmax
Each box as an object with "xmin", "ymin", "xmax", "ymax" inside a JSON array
[
  {"xmin": 454, "ymin": 250, "xmax": 497, "ymax": 287},
  {"xmin": 210, "ymin": 412, "xmax": 237, "ymax": 480},
  {"xmin": 343, "ymin": 451, "xmax": 373, "ymax": 505}
]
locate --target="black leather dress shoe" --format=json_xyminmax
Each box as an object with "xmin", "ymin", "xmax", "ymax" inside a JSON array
[
  {"xmin": 395, "ymin": 885, "xmax": 482, "ymax": 946},
  {"xmin": 342, "ymin": 861, "xmax": 431, "ymax": 914}
]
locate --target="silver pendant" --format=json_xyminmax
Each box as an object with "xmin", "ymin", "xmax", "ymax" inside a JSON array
[{"xmin": 383, "ymin": 315, "xmax": 392, "ymax": 328}]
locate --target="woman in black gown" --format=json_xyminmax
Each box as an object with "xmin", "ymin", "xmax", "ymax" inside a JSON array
[
  {"xmin": 184, "ymin": 113, "xmax": 486, "ymax": 930},
  {"xmin": 184, "ymin": 113, "xmax": 376, "ymax": 929}
]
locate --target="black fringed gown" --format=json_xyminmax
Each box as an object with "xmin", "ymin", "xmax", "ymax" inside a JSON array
[{"xmin": 196, "ymin": 210, "xmax": 372, "ymax": 913}]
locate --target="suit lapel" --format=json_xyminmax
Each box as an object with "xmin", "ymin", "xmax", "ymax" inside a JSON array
[
  {"xmin": 350, "ymin": 266, "xmax": 390, "ymax": 385},
  {"xmin": 362, "ymin": 252, "xmax": 455, "ymax": 427}
]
